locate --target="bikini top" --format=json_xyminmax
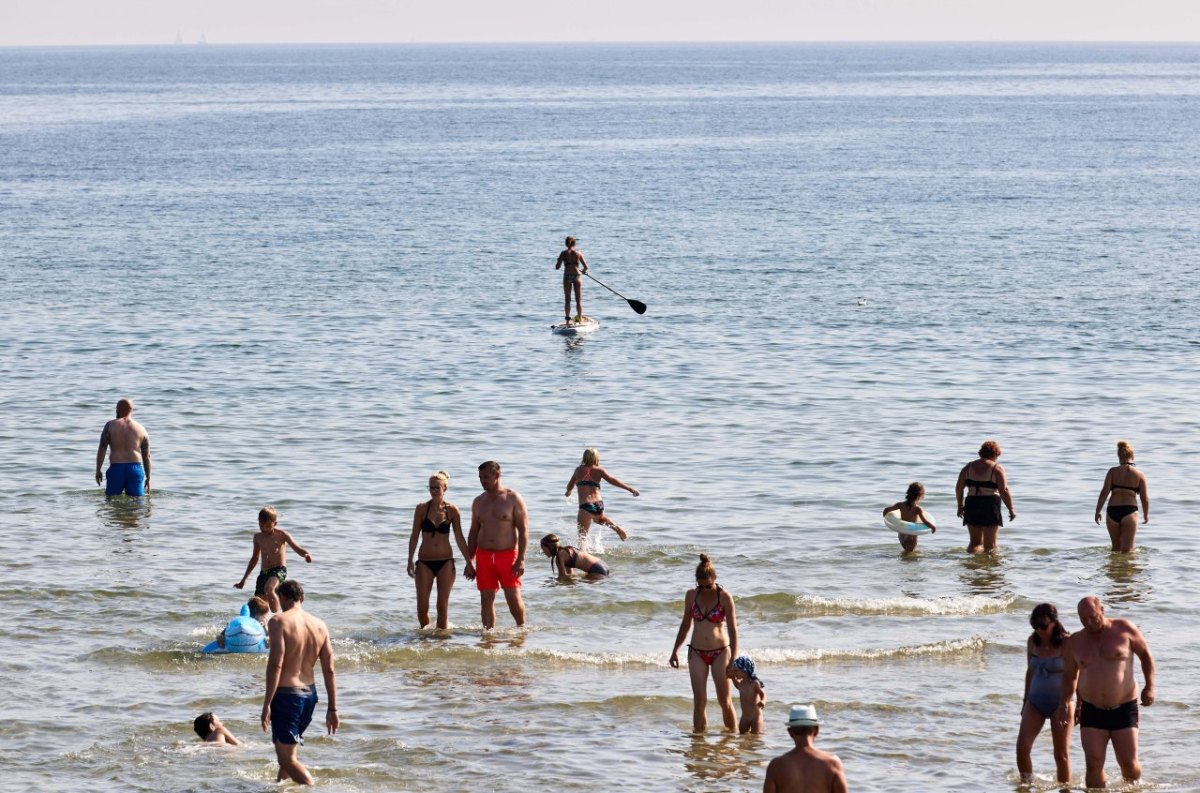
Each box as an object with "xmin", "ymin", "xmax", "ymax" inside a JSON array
[
  {"xmin": 691, "ymin": 586, "xmax": 727, "ymax": 624},
  {"xmin": 421, "ymin": 503, "xmax": 452, "ymax": 534},
  {"xmin": 1112, "ymin": 466, "xmax": 1141, "ymax": 493},
  {"xmin": 965, "ymin": 465, "xmax": 999, "ymax": 491},
  {"xmin": 577, "ymin": 467, "xmax": 600, "ymax": 488},
  {"xmin": 563, "ymin": 546, "xmax": 580, "ymax": 569}
]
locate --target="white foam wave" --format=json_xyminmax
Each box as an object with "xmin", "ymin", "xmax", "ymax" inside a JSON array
[{"xmin": 794, "ymin": 594, "xmax": 1015, "ymax": 616}]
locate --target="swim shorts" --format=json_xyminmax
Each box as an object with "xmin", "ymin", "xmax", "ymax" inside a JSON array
[
  {"xmin": 105, "ymin": 462, "xmax": 146, "ymax": 497},
  {"xmin": 255, "ymin": 566, "xmax": 287, "ymax": 596},
  {"xmin": 270, "ymin": 683, "xmax": 318, "ymax": 745},
  {"xmin": 475, "ymin": 547, "xmax": 522, "ymax": 590},
  {"xmin": 1080, "ymin": 699, "xmax": 1138, "ymax": 731}
]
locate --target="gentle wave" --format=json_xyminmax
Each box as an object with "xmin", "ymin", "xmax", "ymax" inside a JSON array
[{"xmin": 784, "ymin": 593, "xmax": 1018, "ymax": 617}]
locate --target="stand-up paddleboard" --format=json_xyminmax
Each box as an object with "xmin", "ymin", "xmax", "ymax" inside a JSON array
[
  {"xmin": 551, "ymin": 316, "xmax": 600, "ymax": 336},
  {"xmin": 884, "ymin": 510, "xmax": 934, "ymax": 536}
]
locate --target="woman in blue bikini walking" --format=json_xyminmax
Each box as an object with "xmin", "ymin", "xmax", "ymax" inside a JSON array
[{"xmin": 565, "ymin": 447, "xmax": 639, "ymax": 544}]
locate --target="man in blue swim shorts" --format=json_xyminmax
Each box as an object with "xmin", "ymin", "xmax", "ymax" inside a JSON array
[
  {"xmin": 262, "ymin": 580, "xmax": 339, "ymax": 785},
  {"xmin": 95, "ymin": 398, "xmax": 151, "ymax": 496}
]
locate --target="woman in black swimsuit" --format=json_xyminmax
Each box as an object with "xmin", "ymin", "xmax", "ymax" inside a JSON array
[
  {"xmin": 406, "ymin": 471, "xmax": 473, "ymax": 629},
  {"xmin": 1094, "ymin": 440, "xmax": 1149, "ymax": 553},
  {"xmin": 955, "ymin": 440, "xmax": 1016, "ymax": 553}
]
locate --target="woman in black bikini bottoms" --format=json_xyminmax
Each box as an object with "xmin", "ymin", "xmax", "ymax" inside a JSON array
[
  {"xmin": 1094, "ymin": 440, "xmax": 1150, "ymax": 553},
  {"xmin": 955, "ymin": 439, "xmax": 1016, "ymax": 553},
  {"xmin": 406, "ymin": 471, "xmax": 473, "ymax": 629},
  {"xmin": 565, "ymin": 447, "xmax": 639, "ymax": 545},
  {"xmin": 669, "ymin": 554, "xmax": 739, "ymax": 732},
  {"xmin": 539, "ymin": 533, "xmax": 610, "ymax": 579}
]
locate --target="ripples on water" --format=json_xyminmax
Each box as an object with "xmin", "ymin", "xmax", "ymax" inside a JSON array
[{"xmin": 1, "ymin": 43, "xmax": 1199, "ymax": 791}]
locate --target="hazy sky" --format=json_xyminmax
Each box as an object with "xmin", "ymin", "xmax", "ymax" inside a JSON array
[{"xmin": 2, "ymin": 0, "xmax": 1198, "ymax": 46}]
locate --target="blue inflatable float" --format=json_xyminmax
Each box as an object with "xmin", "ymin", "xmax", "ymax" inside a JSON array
[{"xmin": 201, "ymin": 603, "xmax": 267, "ymax": 654}]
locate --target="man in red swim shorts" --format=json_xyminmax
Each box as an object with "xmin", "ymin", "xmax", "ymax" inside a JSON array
[{"xmin": 467, "ymin": 461, "xmax": 528, "ymax": 628}]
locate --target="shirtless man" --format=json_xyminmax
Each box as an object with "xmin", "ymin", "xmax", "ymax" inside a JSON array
[
  {"xmin": 467, "ymin": 461, "xmax": 528, "ymax": 629},
  {"xmin": 555, "ymin": 235, "xmax": 588, "ymax": 324},
  {"xmin": 235, "ymin": 506, "xmax": 313, "ymax": 612},
  {"xmin": 95, "ymin": 398, "xmax": 151, "ymax": 496},
  {"xmin": 763, "ymin": 704, "xmax": 848, "ymax": 793},
  {"xmin": 1056, "ymin": 596, "xmax": 1155, "ymax": 788},
  {"xmin": 261, "ymin": 580, "xmax": 338, "ymax": 786}
]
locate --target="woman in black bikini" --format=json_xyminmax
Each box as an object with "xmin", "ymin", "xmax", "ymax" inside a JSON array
[
  {"xmin": 539, "ymin": 533, "xmax": 610, "ymax": 579},
  {"xmin": 406, "ymin": 471, "xmax": 473, "ymax": 629},
  {"xmin": 565, "ymin": 447, "xmax": 639, "ymax": 545},
  {"xmin": 1094, "ymin": 440, "xmax": 1150, "ymax": 553},
  {"xmin": 668, "ymin": 554, "xmax": 739, "ymax": 732},
  {"xmin": 955, "ymin": 439, "xmax": 1016, "ymax": 553}
]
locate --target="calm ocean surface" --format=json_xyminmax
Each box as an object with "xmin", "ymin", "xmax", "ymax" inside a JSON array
[{"xmin": 1, "ymin": 42, "xmax": 1199, "ymax": 791}]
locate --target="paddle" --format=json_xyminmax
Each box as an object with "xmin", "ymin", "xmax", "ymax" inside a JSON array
[{"xmin": 583, "ymin": 270, "xmax": 647, "ymax": 315}]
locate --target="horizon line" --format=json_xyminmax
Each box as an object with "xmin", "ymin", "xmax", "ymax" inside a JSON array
[{"xmin": 2, "ymin": 38, "xmax": 1199, "ymax": 50}]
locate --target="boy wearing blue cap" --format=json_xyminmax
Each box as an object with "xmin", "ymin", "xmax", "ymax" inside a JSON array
[{"xmin": 728, "ymin": 655, "xmax": 766, "ymax": 734}]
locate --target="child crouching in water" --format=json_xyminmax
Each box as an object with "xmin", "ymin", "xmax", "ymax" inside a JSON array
[
  {"xmin": 883, "ymin": 481, "xmax": 936, "ymax": 553},
  {"xmin": 193, "ymin": 712, "xmax": 239, "ymax": 744},
  {"xmin": 728, "ymin": 655, "xmax": 766, "ymax": 734}
]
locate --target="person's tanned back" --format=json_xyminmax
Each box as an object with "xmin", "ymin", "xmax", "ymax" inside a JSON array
[{"xmin": 763, "ymin": 749, "xmax": 847, "ymax": 792}]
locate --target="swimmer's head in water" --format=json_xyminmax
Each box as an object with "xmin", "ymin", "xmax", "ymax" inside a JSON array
[
  {"xmin": 115, "ymin": 398, "xmax": 133, "ymax": 418},
  {"xmin": 258, "ymin": 506, "xmax": 278, "ymax": 529},
  {"xmin": 193, "ymin": 712, "xmax": 216, "ymax": 738},
  {"xmin": 540, "ymin": 534, "xmax": 560, "ymax": 556}
]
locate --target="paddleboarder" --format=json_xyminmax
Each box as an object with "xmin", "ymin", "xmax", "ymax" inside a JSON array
[{"xmin": 555, "ymin": 235, "xmax": 588, "ymax": 324}]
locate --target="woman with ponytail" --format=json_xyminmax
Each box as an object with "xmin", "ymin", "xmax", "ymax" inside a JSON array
[
  {"xmin": 539, "ymin": 533, "xmax": 610, "ymax": 579},
  {"xmin": 668, "ymin": 554, "xmax": 739, "ymax": 732}
]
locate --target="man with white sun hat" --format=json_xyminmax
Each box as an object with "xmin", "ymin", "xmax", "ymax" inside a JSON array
[{"xmin": 762, "ymin": 704, "xmax": 848, "ymax": 792}]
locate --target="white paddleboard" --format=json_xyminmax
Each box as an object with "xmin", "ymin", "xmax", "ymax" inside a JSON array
[
  {"xmin": 551, "ymin": 316, "xmax": 600, "ymax": 336},
  {"xmin": 884, "ymin": 510, "xmax": 934, "ymax": 536}
]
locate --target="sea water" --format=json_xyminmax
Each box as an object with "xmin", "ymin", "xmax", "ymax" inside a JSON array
[{"xmin": 1, "ymin": 43, "xmax": 1199, "ymax": 791}]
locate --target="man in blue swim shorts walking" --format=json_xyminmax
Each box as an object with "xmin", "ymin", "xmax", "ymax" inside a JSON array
[
  {"xmin": 95, "ymin": 398, "xmax": 151, "ymax": 496},
  {"xmin": 262, "ymin": 580, "xmax": 339, "ymax": 785}
]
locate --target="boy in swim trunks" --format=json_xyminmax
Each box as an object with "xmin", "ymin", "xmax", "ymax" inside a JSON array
[
  {"xmin": 234, "ymin": 506, "xmax": 313, "ymax": 613},
  {"xmin": 193, "ymin": 712, "xmax": 239, "ymax": 744},
  {"xmin": 728, "ymin": 655, "xmax": 766, "ymax": 734}
]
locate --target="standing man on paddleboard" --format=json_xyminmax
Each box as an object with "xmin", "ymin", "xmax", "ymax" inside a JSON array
[{"xmin": 555, "ymin": 235, "xmax": 588, "ymax": 325}]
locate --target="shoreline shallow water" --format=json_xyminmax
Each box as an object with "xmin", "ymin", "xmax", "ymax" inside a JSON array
[{"xmin": 2, "ymin": 42, "xmax": 1199, "ymax": 791}]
